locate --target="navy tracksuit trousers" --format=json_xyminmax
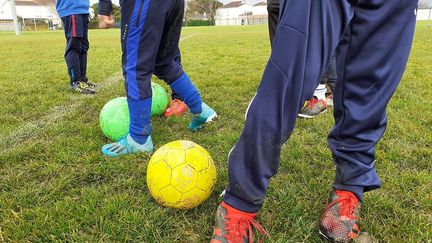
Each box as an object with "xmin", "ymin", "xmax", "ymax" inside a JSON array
[
  {"xmin": 62, "ymin": 14, "xmax": 90, "ymax": 85},
  {"xmin": 120, "ymin": 0, "xmax": 202, "ymax": 143},
  {"xmin": 224, "ymin": 0, "xmax": 418, "ymax": 212},
  {"xmin": 268, "ymin": 0, "xmax": 337, "ymax": 93}
]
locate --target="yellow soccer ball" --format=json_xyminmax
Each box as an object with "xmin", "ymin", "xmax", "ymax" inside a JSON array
[{"xmin": 147, "ymin": 140, "xmax": 217, "ymax": 209}]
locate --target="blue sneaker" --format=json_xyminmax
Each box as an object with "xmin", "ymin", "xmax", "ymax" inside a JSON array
[
  {"xmin": 188, "ymin": 102, "xmax": 217, "ymax": 132},
  {"xmin": 101, "ymin": 134, "xmax": 154, "ymax": 157}
]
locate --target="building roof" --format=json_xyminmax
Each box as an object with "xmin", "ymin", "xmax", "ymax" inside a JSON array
[
  {"xmin": 253, "ymin": 2, "xmax": 267, "ymax": 6},
  {"xmin": 220, "ymin": 1, "xmax": 245, "ymax": 9}
]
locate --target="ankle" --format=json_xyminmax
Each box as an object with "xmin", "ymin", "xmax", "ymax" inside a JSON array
[{"xmin": 222, "ymin": 201, "xmax": 257, "ymax": 218}]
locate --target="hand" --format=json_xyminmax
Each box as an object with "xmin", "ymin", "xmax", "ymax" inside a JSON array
[{"xmin": 98, "ymin": 15, "xmax": 115, "ymax": 29}]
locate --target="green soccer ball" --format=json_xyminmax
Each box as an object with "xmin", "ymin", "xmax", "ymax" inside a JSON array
[
  {"xmin": 151, "ymin": 82, "xmax": 169, "ymax": 116},
  {"xmin": 99, "ymin": 97, "xmax": 130, "ymax": 141},
  {"xmin": 99, "ymin": 83, "xmax": 169, "ymax": 141}
]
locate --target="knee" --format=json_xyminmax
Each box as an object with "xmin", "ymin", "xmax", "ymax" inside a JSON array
[
  {"xmin": 154, "ymin": 62, "xmax": 184, "ymax": 84},
  {"xmin": 66, "ymin": 38, "xmax": 82, "ymax": 52}
]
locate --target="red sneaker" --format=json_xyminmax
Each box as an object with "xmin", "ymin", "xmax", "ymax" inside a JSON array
[
  {"xmin": 210, "ymin": 202, "xmax": 269, "ymax": 243},
  {"xmin": 163, "ymin": 99, "xmax": 188, "ymax": 117},
  {"xmin": 319, "ymin": 190, "xmax": 361, "ymax": 243}
]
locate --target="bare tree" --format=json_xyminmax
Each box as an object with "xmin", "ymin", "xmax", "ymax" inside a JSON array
[{"xmin": 419, "ymin": 0, "xmax": 432, "ymax": 8}]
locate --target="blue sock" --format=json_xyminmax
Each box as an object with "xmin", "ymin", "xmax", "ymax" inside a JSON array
[
  {"xmin": 170, "ymin": 73, "xmax": 202, "ymax": 114},
  {"xmin": 127, "ymin": 98, "xmax": 151, "ymax": 144}
]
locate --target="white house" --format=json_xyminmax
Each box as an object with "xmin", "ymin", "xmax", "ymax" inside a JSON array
[
  {"xmin": 417, "ymin": 8, "xmax": 432, "ymax": 20},
  {"xmin": 0, "ymin": 0, "xmax": 60, "ymax": 31},
  {"xmin": 252, "ymin": 1, "xmax": 267, "ymax": 15},
  {"xmin": 215, "ymin": 1, "xmax": 253, "ymax": 26},
  {"xmin": 215, "ymin": 0, "xmax": 269, "ymax": 26}
]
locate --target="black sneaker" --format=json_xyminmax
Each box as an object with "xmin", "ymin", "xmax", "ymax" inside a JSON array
[
  {"xmin": 70, "ymin": 82, "xmax": 96, "ymax": 94},
  {"xmin": 82, "ymin": 80, "xmax": 98, "ymax": 89}
]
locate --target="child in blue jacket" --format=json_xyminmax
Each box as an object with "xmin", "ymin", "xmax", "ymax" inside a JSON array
[{"xmin": 56, "ymin": 0, "xmax": 97, "ymax": 94}]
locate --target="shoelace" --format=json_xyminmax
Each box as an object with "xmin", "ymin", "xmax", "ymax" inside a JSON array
[
  {"xmin": 325, "ymin": 192, "xmax": 359, "ymax": 220},
  {"xmin": 224, "ymin": 214, "xmax": 269, "ymax": 243},
  {"xmin": 307, "ymin": 98, "xmax": 320, "ymax": 108}
]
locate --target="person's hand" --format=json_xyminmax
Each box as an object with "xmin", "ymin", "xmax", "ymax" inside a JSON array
[{"xmin": 98, "ymin": 15, "xmax": 115, "ymax": 29}]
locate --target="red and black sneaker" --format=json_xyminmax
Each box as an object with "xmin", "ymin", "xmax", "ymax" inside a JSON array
[
  {"xmin": 319, "ymin": 190, "xmax": 361, "ymax": 243},
  {"xmin": 210, "ymin": 202, "xmax": 269, "ymax": 243}
]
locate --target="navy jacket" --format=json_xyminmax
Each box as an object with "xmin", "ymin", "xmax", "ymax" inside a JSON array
[{"xmin": 99, "ymin": 0, "xmax": 113, "ymax": 16}]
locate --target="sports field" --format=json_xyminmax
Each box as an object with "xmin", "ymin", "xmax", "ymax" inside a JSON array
[{"xmin": 0, "ymin": 22, "xmax": 431, "ymax": 241}]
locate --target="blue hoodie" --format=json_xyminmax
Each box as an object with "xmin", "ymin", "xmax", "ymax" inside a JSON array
[{"xmin": 56, "ymin": 0, "xmax": 90, "ymax": 18}]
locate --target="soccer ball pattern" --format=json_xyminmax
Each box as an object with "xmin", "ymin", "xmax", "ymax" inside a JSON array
[
  {"xmin": 147, "ymin": 140, "xmax": 217, "ymax": 209},
  {"xmin": 99, "ymin": 82, "xmax": 169, "ymax": 141},
  {"xmin": 99, "ymin": 97, "xmax": 130, "ymax": 141},
  {"xmin": 151, "ymin": 82, "xmax": 169, "ymax": 116}
]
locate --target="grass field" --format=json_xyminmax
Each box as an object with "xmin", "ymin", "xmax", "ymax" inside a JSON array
[{"xmin": 0, "ymin": 22, "xmax": 431, "ymax": 242}]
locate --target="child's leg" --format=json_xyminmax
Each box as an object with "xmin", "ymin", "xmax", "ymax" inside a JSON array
[
  {"xmin": 223, "ymin": 0, "xmax": 353, "ymax": 212},
  {"xmin": 170, "ymin": 49, "xmax": 182, "ymax": 100},
  {"xmin": 153, "ymin": 0, "xmax": 203, "ymax": 115},
  {"xmin": 267, "ymin": 0, "xmax": 280, "ymax": 47},
  {"xmin": 121, "ymin": 0, "xmax": 180, "ymax": 143},
  {"xmin": 325, "ymin": 55, "xmax": 337, "ymax": 94},
  {"xmin": 80, "ymin": 14, "xmax": 90, "ymax": 82},
  {"xmin": 102, "ymin": 1, "xmax": 179, "ymax": 157},
  {"xmin": 328, "ymin": 0, "xmax": 418, "ymax": 200},
  {"xmin": 62, "ymin": 15, "xmax": 84, "ymax": 85}
]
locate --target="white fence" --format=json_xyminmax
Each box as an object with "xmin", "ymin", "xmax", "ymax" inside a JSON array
[
  {"xmin": 0, "ymin": 21, "xmax": 15, "ymax": 31},
  {"xmin": 417, "ymin": 8, "xmax": 432, "ymax": 20},
  {"xmin": 215, "ymin": 16, "xmax": 268, "ymax": 26},
  {"xmin": 216, "ymin": 9, "xmax": 431, "ymax": 27}
]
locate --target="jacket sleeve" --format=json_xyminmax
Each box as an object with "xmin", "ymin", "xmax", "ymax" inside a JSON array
[{"xmin": 98, "ymin": 0, "xmax": 113, "ymax": 16}]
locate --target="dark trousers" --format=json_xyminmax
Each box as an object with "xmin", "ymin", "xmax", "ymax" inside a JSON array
[
  {"xmin": 120, "ymin": 0, "xmax": 203, "ymax": 143},
  {"xmin": 268, "ymin": 0, "xmax": 337, "ymax": 93},
  {"xmin": 120, "ymin": 0, "xmax": 185, "ymax": 100},
  {"xmin": 324, "ymin": 55, "xmax": 337, "ymax": 93},
  {"xmin": 172, "ymin": 50, "xmax": 182, "ymax": 100},
  {"xmin": 225, "ymin": 0, "xmax": 418, "ymax": 212},
  {"xmin": 267, "ymin": 0, "xmax": 279, "ymax": 47},
  {"xmin": 62, "ymin": 14, "xmax": 89, "ymax": 85}
]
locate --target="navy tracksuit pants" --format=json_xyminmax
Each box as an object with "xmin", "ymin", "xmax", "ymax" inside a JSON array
[
  {"xmin": 268, "ymin": 0, "xmax": 337, "ymax": 93},
  {"xmin": 224, "ymin": 0, "xmax": 418, "ymax": 212},
  {"xmin": 120, "ymin": 0, "xmax": 202, "ymax": 144},
  {"xmin": 62, "ymin": 14, "xmax": 89, "ymax": 85}
]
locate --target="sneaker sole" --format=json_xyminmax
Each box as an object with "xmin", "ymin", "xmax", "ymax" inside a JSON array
[
  {"xmin": 318, "ymin": 228, "xmax": 353, "ymax": 243},
  {"xmin": 318, "ymin": 229, "xmax": 330, "ymax": 240},
  {"xmin": 298, "ymin": 109, "xmax": 327, "ymax": 119},
  {"xmin": 190, "ymin": 112, "xmax": 218, "ymax": 132},
  {"xmin": 206, "ymin": 112, "xmax": 218, "ymax": 123}
]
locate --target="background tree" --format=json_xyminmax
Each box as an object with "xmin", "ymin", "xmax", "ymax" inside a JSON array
[
  {"xmin": 186, "ymin": 0, "xmax": 223, "ymax": 25},
  {"xmin": 419, "ymin": 0, "xmax": 432, "ymax": 8},
  {"xmin": 91, "ymin": 3, "xmax": 121, "ymax": 23}
]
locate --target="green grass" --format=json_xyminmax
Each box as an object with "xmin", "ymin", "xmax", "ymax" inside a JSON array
[{"xmin": 0, "ymin": 22, "xmax": 431, "ymax": 242}]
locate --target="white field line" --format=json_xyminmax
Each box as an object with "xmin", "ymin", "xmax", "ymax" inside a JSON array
[
  {"xmin": 180, "ymin": 33, "xmax": 199, "ymax": 42},
  {"xmin": 0, "ymin": 33, "xmax": 199, "ymax": 154},
  {"xmin": 0, "ymin": 73, "xmax": 123, "ymax": 153}
]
